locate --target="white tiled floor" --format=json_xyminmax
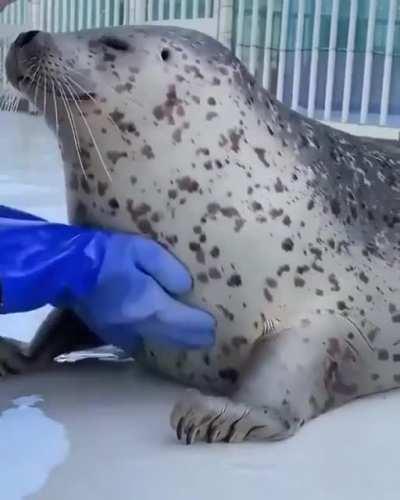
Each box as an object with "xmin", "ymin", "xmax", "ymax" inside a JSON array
[{"xmin": 1, "ymin": 111, "xmax": 400, "ymax": 500}]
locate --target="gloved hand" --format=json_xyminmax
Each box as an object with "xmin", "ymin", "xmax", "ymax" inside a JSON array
[
  {"xmin": 0, "ymin": 206, "xmax": 216, "ymax": 352},
  {"xmin": 71, "ymin": 233, "xmax": 216, "ymax": 353}
]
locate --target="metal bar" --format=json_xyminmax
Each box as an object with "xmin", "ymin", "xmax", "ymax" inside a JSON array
[
  {"xmin": 105, "ymin": 0, "xmax": 112, "ymax": 25},
  {"xmin": 16, "ymin": 0, "xmax": 23, "ymax": 25},
  {"xmin": 95, "ymin": 0, "xmax": 102, "ymax": 27},
  {"xmin": 276, "ymin": 0, "xmax": 290, "ymax": 102},
  {"xmin": 193, "ymin": 0, "xmax": 199, "ymax": 18},
  {"xmin": 323, "ymin": 0, "xmax": 340, "ymax": 121},
  {"xmin": 148, "ymin": 0, "xmax": 154, "ymax": 21},
  {"xmin": 70, "ymin": 0, "xmax": 76, "ymax": 31},
  {"xmin": 291, "ymin": 0, "xmax": 305, "ymax": 110},
  {"xmin": 62, "ymin": 0, "xmax": 68, "ymax": 31},
  {"xmin": 379, "ymin": 0, "xmax": 397, "ymax": 126},
  {"xmin": 180, "ymin": 0, "xmax": 187, "ymax": 19},
  {"xmin": 78, "ymin": 0, "xmax": 85, "ymax": 30},
  {"xmin": 169, "ymin": 0, "xmax": 175, "ymax": 19},
  {"xmin": 360, "ymin": 0, "xmax": 377, "ymax": 124},
  {"xmin": 262, "ymin": 0, "xmax": 274, "ymax": 90},
  {"xmin": 113, "ymin": 0, "xmax": 120, "ymax": 25},
  {"xmin": 341, "ymin": 0, "xmax": 358, "ymax": 123},
  {"xmin": 47, "ymin": 0, "xmax": 53, "ymax": 31},
  {"xmin": 307, "ymin": 0, "xmax": 322, "ymax": 118},
  {"xmin": 235, "ymin": 0, "xmax": 245, "ymax": 61},
  {"xmin": 249, "ymin": 0, "xmax": 260, "ymax": 75},
  {"xmin": 40, "ymin": 0, "xmax": 46, "ymax": 31},
  {"xmin": 128, "ymin": 0, "xmax": 138, "ymax": 23},
  {"xmin": 159, "ymin": 0, "xmax": 165, "ymax": 20},
  {"xmin": 10, "ymin": 1, "xmax": 17, "ymax": 24},
  {"xmin": 205, "ymin": 0, "xmax": 211, "ymax": 18}
]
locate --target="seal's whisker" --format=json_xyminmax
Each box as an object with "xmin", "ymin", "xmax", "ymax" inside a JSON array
[
  {"xmin": 55, "ymin": 80, "xmax": 88, "ymax": 182},
  {"xmin": 43, "ymin": 74, "xmax": 48, "ymax": 118},
  {"xmin": 33, "ymin": 72, "xmax": 42, "ymax": 114},
  {"xmin": 62, "ymin": 74, "xmax": 128, "ymax": 142},
  {"xmin": 12, "ymin": 96, "xmax": 21, "ymax": 112},
  {"xmin": 50, "ymin": 78, "xmax": 60, "ymax": 138},
  {"xmin": 63, "ymin": 80, "xmax": 112, "ymax": 182}
]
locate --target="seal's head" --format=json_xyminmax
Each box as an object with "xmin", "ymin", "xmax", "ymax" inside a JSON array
[
  {"xmin": 6, "ymin": 26, "xmax": 249, "ymax": 133},
  {"xmin": 6, "ymin": 26, "xmax": 259, "ymax": 193}
]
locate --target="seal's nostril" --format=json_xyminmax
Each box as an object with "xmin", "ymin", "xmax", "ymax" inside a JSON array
[{"xmin": 14, "ymin": 30, "xmax": 40, "ymax": 49}]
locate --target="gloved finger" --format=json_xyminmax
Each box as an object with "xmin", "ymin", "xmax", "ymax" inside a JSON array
[
  {"xmin": 132, "ymin": 237, "xmax": 193, "ymax": 295},
  {"xmin": 140, "ymin": 323, "xmax": 215, "ymax": 349},
  {"xmin": 137, "ymin": 299, "xmax": 216, "ymax": 348}
]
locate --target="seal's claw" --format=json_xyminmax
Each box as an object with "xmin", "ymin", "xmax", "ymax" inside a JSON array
[{"xmin": 170, "ymin": 390, "xmax": 290, "ymax": 445}]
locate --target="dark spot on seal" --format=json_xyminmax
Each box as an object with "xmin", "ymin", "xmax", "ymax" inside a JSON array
[
  {"xmin": 126, "ymin": 200, "xmax": 151, "ymax": 221},
  {"xmin": 108, "ymin": 198, "xmax": 119, "ymax": 210},
  {"xmin": 209, "ymin": 267, "xmax": 222, "ymax": 279},
  {"xmin": 177, "ymin": 176, "xmax": 199, "ymax": 193},
  {"xmin": 294, "ymin": 277, "xmax": 305, "ymax": 287},
  {"xmin": 232, "ymin": 336, "xmax": 248, "ymax": 349},
  {"xmin": 97, "ymin": 181, "xmax": 108, "ymax": 196},
  {"xmin": 142, "ymin": 144, "xmax": 155, "ymax": 159},
  {"xmin": 282, "ymin": 238, "xmax": 294, "ymax": 252},
  {"xmin": 210, "ymin": 246, "xmax": 220, "ymax": 258},
  {"xmin": 266, "ymin": 278, "xmax": 278, "ymax": 288},
  {"xmin": 254, "ymin": 148, "xmax": 270, "ymax": 168},
  {"xmin": 73, "ymin": 201, "xmax": 88, "ymax": 223},
  {"xmin": 206, "ymin": 112, "xmax": 218, "ymax": 121},
  {"xmin": 218, "ymin": 368, "xmax": 239, "ymax": 384},
  {"xmin": 227, "ymin": 274, "xmax": 242, "ymax": 287},
  {"xmin": 330, "ymin": 198, "xmax": 341, "ymax": 217},
  {"xmin": 217, "ymin": 305, "xmax": 235, "ymax": 321},
  {"xmin": 107, "ymin": 151, "xmax": 128, "ymax": 165},
  {"xmin": 197, "ymin": 272, "xmax": 209, "ymax": 283},
  {"xmin": 264, "ymin": 288, "xmax": 273, "ymax": 302},
  {"xmin": 277, "ymin": 264, "xmax": 290, "ymax": 276},
  {"xmin": 100, "ymin": 36, "xmax": 131, "ymax": 52},
  {"xmin": 378, "ymin": 349, "xmax": 389, "ymax": 361}
]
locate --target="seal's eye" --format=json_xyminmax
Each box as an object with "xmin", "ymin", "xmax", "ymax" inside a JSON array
[
  {"xmin": 101, "ymin": 37, "xmax": 130, "ymax": 51},
  {"xmin": 161, "ymin": 48, "xmax": 171, "ymax": 62}
]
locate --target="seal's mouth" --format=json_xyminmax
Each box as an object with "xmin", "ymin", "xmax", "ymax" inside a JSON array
[
  {"xmin": 6, "ymin": 30, "xmax": 97, "ymax": 104},
  {"xmin": 14, "ymin": 72, "xmax": 96, "ymax": 102}
]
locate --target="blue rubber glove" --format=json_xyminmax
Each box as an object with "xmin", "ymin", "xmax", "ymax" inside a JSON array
[{"xmin": 0, "ymin": 206, "xmax": 216, "ymax": 352}]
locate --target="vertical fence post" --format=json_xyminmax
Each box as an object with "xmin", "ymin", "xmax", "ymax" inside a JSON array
[
  {"xmin": 249, "ymin": 0, "xmax": 260, "ymax": 75},
  {"xmin": 235, "ymin": 0, "xmax": 245, "ymax": 60},
  {"xmin": 307, "ymin": 0, "xmax": 322, "ymax": 118},
  {"xmin": 29, "ymin": 0, "xmax": 42, "ymax": 30},
  {"xmin": 292, "ymin": 0, "xmax": 305, "ymax": 110},
  {"xmin": 323, "ymin": 0, "xmax": 340, "ymax": 121},
  {"xmin": 168, "ymin": 0, "xmax": 174, "ymax": 20},
  {"xmin": 276, "ymin": 0, "xmax": 290, "ymax": 102},
  {"xmin": 217, "ymin": 0, "xmax": 234, "ymax": 49},
  {"xmin": 360, "ymin": 0, "xmax": 377, "ymax": 124},
  {"xmin": 180, "ymin": 0, "xmax": 187, "ymax": 19},
  {"xmin": 262, "ymin": 0, "xmax": 274, "ymax": 90},
  {"xmin": 379, "ymin": 0, "xmax": 397, "ymax": 126},
  {"xmin": 341, "ymin": 0, "xmax": 358, "ymax": 123}
]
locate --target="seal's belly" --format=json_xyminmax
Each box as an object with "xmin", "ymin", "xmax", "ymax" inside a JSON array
[{"xmin": 66, "ymin": 162, "xmax": 364, "ymax": 391}]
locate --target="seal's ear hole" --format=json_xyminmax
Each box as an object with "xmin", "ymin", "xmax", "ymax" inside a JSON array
[{"xmin": 161, "ymin": 48, "xmax": 171, "ymax": 62}]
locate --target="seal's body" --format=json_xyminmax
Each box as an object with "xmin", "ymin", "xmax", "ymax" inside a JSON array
[{"xmin": 3, "ymin": 26, "xmax": 399, "ymax": 443}]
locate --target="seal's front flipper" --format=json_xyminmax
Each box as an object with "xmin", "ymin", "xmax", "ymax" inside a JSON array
[
  {"xmin": 170, "ymin": 389, "xmax": 291, "ymax": 445},
  {"xmin": 170, "ymin": 314, "xmax": 381, "ymax": 445},
  {"xmin": 0, "ymin": 309, "xmax": 102, "ymax": 377}
]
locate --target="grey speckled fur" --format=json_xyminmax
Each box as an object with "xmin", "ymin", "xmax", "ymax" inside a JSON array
[{"xmin": 2, "ymin": 26, "xmax": 400, "ymax": 443}]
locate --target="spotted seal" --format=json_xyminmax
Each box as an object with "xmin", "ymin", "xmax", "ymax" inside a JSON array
[{"xmin": 3, "ymin": 26, "xmax": 399, "ymax": 444}]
